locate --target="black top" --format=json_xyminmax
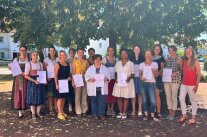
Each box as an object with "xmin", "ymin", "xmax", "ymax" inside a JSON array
[
  {"xmin": 130, "ymin": 54, "xmax": 145, "ymax": 64},
  {"xmin": 96, "ymin": 68, "xmax": 101, "ymax": 91},
  {"xmin": 57, "ymin": 62, "xmax": 70, "ymax": 80},
  {"xmin": 152, "ymin": 56, "xmax": 165, "ymax": 71}
]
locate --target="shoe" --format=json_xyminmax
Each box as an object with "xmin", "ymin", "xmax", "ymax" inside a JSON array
[
  {"xmin": 82, "ymin": 113, "xmax": 87, "ymax": 118},
  {"xmin": 143, "ymin": 116, "xmax": 149, "ymax": 121},
  {"xmin": 156, "ymin": 112, "xmax": 162, "ymax": 119},
  {"xmin": 166, "ymin": 115, "xmax": 171, "ymax": 120},
  {"xmin": 32, "ymin": 114, "xmax": 37, "ymax": 120},
  {"xmin": 63, "ymin": 114, "xmax": 69, "ymax": 118},
  {"xmin": 93, "ymin": 116, "xmax": 99, "ymax": 120},
  {"xmin": 58, "ymin": 113, "xmax": 65, "ymax": 120},
  {"xmin": 152, "ymin": 117, "xmax": 159, "ymax": 122},
  {"xmin": 99, "ymin": 116, "xmax": 105, "ymax": 120},
  {"xmin": 169, "ymin": 115, "xmax": 175, "ymax": 121},
  {"xmin": 111, "ymin": 110, "xmax": 116, "ymax": 116},
  {"xmin": 131, "ymin": 112, "xmax": 136, "ymax": 116},
  {"xmin": 50, "ymin": 110, "xmax": 55, "ymax": 115},
  {"xmin": 188, "ymin": 118, "xmax": 196, "ymax": 125},
  {"xmin": 69, "ymin": 104, "xmax": 73, "ymax": 112},
  {"xmin": 138, "ymin": 111, "xmax": 142, "ymax": 117},
  {"xmin": 117, "ymin": 113, "xmax": 122, "ymax": 119},
  {"xmin": 177, "ymin": 116, "xmax": 188, "ymax": 123},
  {"xmin": 77, "ymin": 114, "xmax": 82, "ymax": 118},
  {"xmin": 107, "ymin": 110, "xmax": 112, "ymax": 116},
  {"xmin": 122, "ymin": 113, "xmax": 127, "ymax": 119},
  {"xmin": 37, "ymin": 113, "xmax": 43, "ymax": 118}
]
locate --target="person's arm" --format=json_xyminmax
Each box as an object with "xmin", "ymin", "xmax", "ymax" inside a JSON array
[
  {"xmin": 177, "ymin": 57, "xmax": 183, "ymax": 74},
  {"xmin": 85, "ymin": 67, "xmax": 95, "ymax": 82},
  {"xmin": 54, "ymin": 63, "xmax": 59, "ymax": 90},
  {"xmin": 158, "ymin": 62, "xmax": 165, "ymax": 76},
  {"xmin": 126, "ymin": 63, "xmax": 134, "ymax": 83},
  {"xmin": 152, "ymin": 63, "xmax": 159, "ymax": 78},
  {"xmin": 71, "ymin": 62, "xmax": 76, "ymax": 87},
  {"xmin": 194, "ymin": 60, "xmax": 201, "ymax": 92}
]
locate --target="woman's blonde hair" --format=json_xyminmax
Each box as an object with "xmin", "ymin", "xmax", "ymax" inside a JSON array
[
  {"xmin": 29, "ymin": 51, "xmax": 39, "ymax": 61},
  {"xmin": 58, "ymin": 50, "xmax": 67, "ymax": 59},
  {"xmin": 184, "ymin": 46, "xmax": 196, "ymax": 70}
]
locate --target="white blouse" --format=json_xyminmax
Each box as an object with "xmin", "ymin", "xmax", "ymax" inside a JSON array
[
  {"xmin": 43, "ymin": 57, "xmax": 59, "ymax": 66},
  {"xmin": 13, "ymin": 57, "xmax": 28, "ymax": 64},
  {"xmin": 85, "ymin": 65, "xmax": 110, "ymax": 96},
  {"xmin": 102, "ymin": 56, "xmax": 119, "ymax": 65},
  {"xmin": 25, "ymin": 61, "xmax": 43, "ymax": 75}
]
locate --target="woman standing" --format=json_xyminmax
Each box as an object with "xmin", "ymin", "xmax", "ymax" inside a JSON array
[
  {"xmin": 178, "ymin": 47, "xmax": 201, "ymax": 125},
  {"xmin": 139, "ymin": 50, "xmax": 159, "ymax": 121},
  {"xmin": 85, "ymin": 54, "xmax": 110, "ymax": 120},
  {"xmin": 43, "ymin": 46, "xmax": 59, "ymax": 114},
  {"xmin": 54, "ymin": 50, "xmax": 71, "ymax": 120},
  {"xmin": 113, "ymin": 49, "xmax": 135, "ymax": 119},
  {"xmin": 152, "ymin": 44, "xmax": 165, "ymax": 118},
  {"xmin": 164, "ymin": 45, "xmax": 182, "ymax": 120},
  {"xmin": 72, "ymin": 48, "xmax": 89, "ymax": 117},
  {"xmin": 10, "ymin": 45, "xmax": 28, "ymax": 118},
  {"xmin": 102, "ymin": 47, "xmax": 118, "ymax": 116},
  {"xmin": 24, "ymin": 51, "xmax": 46, "ymax": 120},
  {"xmin": 130, "ymin": 45, "xmax": 144, "ymax": 116}
]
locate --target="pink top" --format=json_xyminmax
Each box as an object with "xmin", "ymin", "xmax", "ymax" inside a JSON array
[{"xmin": 182, "ymin": 61, "xmax": 197, "ymax": 86}]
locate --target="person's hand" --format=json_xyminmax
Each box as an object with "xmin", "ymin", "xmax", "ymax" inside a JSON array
[
  {"xmin": 141, "ymin": 77, "xmax": 147, "ymax": 81},
  {"xmin": 104, "ymin": 77, "xmax": 109, "ymax": 82},
  {"xmin": 171, "ymin": 72, "xmax": 178, "ymax": 78},
  {"xmin": 47, "ymin": 78, "xmax": 51, "ymax": 81},
  {"xmin": 68, "ymin": 77, "xmax": 71, "ymax": 81},
  {"xmin": 193, "ymin": 85, "xmax": 198, "ymax": 93},
  {"xmin": 126, "ymin": 77, "xmax": 131, "ymax": 83},
  {"xmin": 56, "ymin": 84, "xmax": 59, "ymax": 91},
  {"xmin": 8, "ymin": 66, "xmax": 11, "ymax": 70},
  {"xmin": 44, "ymin": 81, "xmax": 47, "ymax": 85},
  {"xmin": 34, "ymin": 80, "xmax": 40, "ymax": 85},
  {"xmin": 21, "ymin": 72, "xmax": 25, "ymax": 76},
  {"xmin": 88, "ymin": 78, "xmax": 95, "ymax": 82}
]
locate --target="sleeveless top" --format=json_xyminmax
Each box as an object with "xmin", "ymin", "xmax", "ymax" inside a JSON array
[
  {"xmin": 152, "ymin": 56, "xmax": 165, "ymax": 71},
  {"xmin": 73, "ymin": 59, "xmax": 88, "ymax": 74},
  {"xmin": 58, "ymin": 62, "xmax": 70, "ymax": 80},
  {"xmin": 165, "ymin": 57, "xmax": 181, "ymax": 83},
  {"xmin": 105, "ymin": 56, "xmax": 116, "ymax": 67},
  {"xmin": 182, "ymin": 61, "xmax": 197, "ymax": 86},
  {"xmin": 130, "ymin": 54, "xmax": 144, "ymax": 65}
]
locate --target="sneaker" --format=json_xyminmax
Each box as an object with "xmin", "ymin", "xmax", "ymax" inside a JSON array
[
  {"xmin": 63, "ymin": 113, "xmax": 69, "ymax": 118},
  {"xmin": 138, "ymin": 111, "xmax": 143, "ymax": 117},
  {"xmin": 111, "ymin": 110, "xmax": 116, "ymax": 116},
  {"xmin": 117, "ymin": 113, "xmax": 122, "ymax": 119},
  {"xmin": 107, "ymin": 110, "xmax": 112, "ymax": 116},
  {"xmin": 131, "ymin": 112, "xmax": 136, "ymax": 116},
  {"xmin": 143, "ymin": 116, "xmax": 149, "ymax": 121},
  {"xmin": 37, "ymin": 113, "xmax": 43, "ymax": 118},
  {"xmin": 166, "ymin": 115, "xmax": 171, "ymax": 120},
  {"xmin": 169, "ymin": 115, "xmax": 175, "ymax": 121},
  {"xmin": 122, "ymin": 113, "xmax": 127, "ymax": 119},
  {"xmin": 82, "ymin": 113, "xmax": 87, "ymax": 118},
  {"xmin": 32, "ymin": 114, "xmax": 37, "ymax": 120},
  {"xmin": 58, "ymin": 113, "xmax": 65, "ymax": 120},
  {"xmin": 157, "ymin": 112, "xmax": 162, "ymax": 119},
  {"xmin": 152, "ymin": 117, "xmax": 159, "ymax": 122}
]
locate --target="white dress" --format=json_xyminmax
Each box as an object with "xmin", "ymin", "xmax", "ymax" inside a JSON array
[{"xmin": 112, "ymin": 60, "xmax": 135, "ymax": 98}]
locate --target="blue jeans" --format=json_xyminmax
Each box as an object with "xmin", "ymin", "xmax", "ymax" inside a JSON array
[
  {"xmin": 140, "ymin": 81, "xmax": 156, "ymax": 113},
  {"xmin": 90, "ymin": 90, "xmax": 106, "ymax": 116}
]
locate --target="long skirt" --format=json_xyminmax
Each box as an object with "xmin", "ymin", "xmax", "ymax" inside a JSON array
[
  {"xmin": 47, "ymin": 78, "xmax": 56, "ymax": 97},
  {"xmin": 11, "ymin": 75, "xmax": 28, "ymax": 110},
  {"xmin": 106, "ymin": 79, "xmax": 116, "ymax": 103},
  {"xmin": 26, "ymin": 76, "xmax": 45, "ymax": 106}
]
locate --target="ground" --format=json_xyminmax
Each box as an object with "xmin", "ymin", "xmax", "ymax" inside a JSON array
[{"xmin": 0, "ymin": 67, "xmax": 207, "ymax": 137}]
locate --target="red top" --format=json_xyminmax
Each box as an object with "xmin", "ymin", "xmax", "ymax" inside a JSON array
[{"xmin": 182, "ymin": 61, "xmax": 197, "ymax": 86}]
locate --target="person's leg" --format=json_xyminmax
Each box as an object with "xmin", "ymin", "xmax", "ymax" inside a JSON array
[
  {"xmin": 61, "ymin": 97, "xmax": 66, "ymax": 114},
  {"xmin": 48, "ymin": 97, "xmax": 53, "ymax": 112},
  {"xmin": 117, "ymin": 97, "xmax": 123, "ymax": 113},
  {"xmin": 131, "ymin": 97, "xmax": 136, "ymax": 115},
  {"xmin": 75, "ymin": 87, "xmax": 82, "ymax": 115},
  {"xmin": 54, "ymin": 98, "xmax": 58, "ymax": 113},
  {"xmin": 164, "ymin": 83, "xmax": 173, "ymax": 116},
  {"xmin": 98, "ymin": 93, "xmax": 106, "ymax": 117},
  {"xmin": 155, "ymin": 88, "xmax": 161, "ymax": 114},
  {"xmin": 187, "ymin": 86, "xmax": 197, "ymax": 121},
  {"xmin": 171, "ymin": 83, "xmax": 180, "ymax": 116},
  {"xmin": 148, "ymin": 83, "xmax": 156, "ymax": 117},
  {"xmin": 81, "ymin": 86, "xmax": 88, "ymax": 114},
  {"xmin": 140, "ymin": 82, "xmax": 148, "ymax": 116},
  {"xmin": 57, "ymin": 98, "xmax": 62, "ymax": 114},
  {"xmin": 179, "ymin": 84, "xmax": 188, "ymax": 120},
  {"xmin": 123, "ymin": 98, "xmax": 129, "ymax": 114},
  {"xmin": 30, "ymin": 105, "xmax": 36, "ymax": 115},
  {"xmin": 90, "ymin": 96, "xmax": 98, "ymax": 116}
]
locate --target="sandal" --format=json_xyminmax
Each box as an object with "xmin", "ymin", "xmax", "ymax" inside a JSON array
[
  {"xmin": 143, "ymin": 115, "xmax": 149, "ymax": 121},
  {"xmin": 188, "ymin": 118, "xmax": 196, "ymax": 125},
  {"xmin": 177, "ymin": 116, "xmax": 188, "ymax": 123},
  {"xmin": 63, "ymin": 113, "xmax": 69, "ymax": 118},
  {"xmin": 58, "ymin": 113, "xmax": 65, "ymax": 120},
  {"xmin": 152, "ymin": 117, "xmax": 159, "ymax": 122}
]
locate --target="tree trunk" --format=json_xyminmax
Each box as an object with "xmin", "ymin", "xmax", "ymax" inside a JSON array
[{"xmin": 109, "ymin": 30, "xmax": 117, "ymax": 56}]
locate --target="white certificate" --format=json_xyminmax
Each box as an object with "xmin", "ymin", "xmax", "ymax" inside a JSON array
[
  {"xmin": 73, "ymin": 74, "xmax": 84, "ymax": 87},
  {"xmin": 58, "ymin": 80, "xmax": 69, "ymax": 93},
  {"xmin": 95, "ymin": 74, "xmax": 104, "ymax": 87},
  {"xmin": 108, "ymin": 67, "xmax": 115, "ymax": 79},
  {"xmin": 118, "ymin": 73, "xmax": 128, "ymax": 87},
  {"xmin": 37, "ymin": 71, "xmax": 46, "ymax": 83},
  {"xmin": 143, "ymin": 66, "xmax": 153, "ymax": 81},
  {"xmin": 162, "ymin": 68, "xmax": 172, "ymax": 82},
  {"xmin": 8, "ymin": 61, "xmax": 22, "ymax": 77},
  {"xmin": 134, "ymin": 65, "xmax": 139, "ymax": 77},
  {"xmin": 47, "ymin": 66, "xmax": 54, "ymax": 78}
]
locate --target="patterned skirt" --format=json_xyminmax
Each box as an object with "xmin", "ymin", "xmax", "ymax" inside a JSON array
[
  {"xmin": 11, "ymin": 75, "xmax": 28, "ymax": 110},
  {"xmin": 26, "ymin": 76, "xmax": 45, "ymax": 106}
]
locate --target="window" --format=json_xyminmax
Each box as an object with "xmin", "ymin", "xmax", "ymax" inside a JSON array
[
  {"xmin": 0, "ymin": 36, "xmax": 3, "ymax": 42},
  {"xmin": 0, "ymin": 52, "xmax": 5, "ymax": 59},
  {"xmin": 99, "ymin": 43, "xmax": 102, "ymax": 49}
]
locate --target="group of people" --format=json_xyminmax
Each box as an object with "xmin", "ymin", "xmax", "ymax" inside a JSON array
[{"xmin": 10, "ymin": 44, "xmax": 201, "ymax": 125}]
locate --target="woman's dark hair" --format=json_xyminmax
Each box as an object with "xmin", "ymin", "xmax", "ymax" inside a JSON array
[
  {"xmin": 120, "ymin": 48, "xmax": 128, "ymax": 55},
  {"xmin": 168, "ymin": 45, "xmax": 177, "ymax": 52},
  {"xmin": 152, "ymin": 44, "xmax": 163, "ymax": 56},
  {"xmin": 19, "ymin": 45, "xmax": 27, "ymax": 51},
  {"xmin": 107, "ymin": 46, "xmax": 114, "ymax": 51},
  {"xmin": 69, "ymin": 48, "xmax": 76, "ymax": 53},
  {"xmin": 132, "ymin": 44, "xmax": 144, "ymax": 61},
  {"xmin": 76, "ymin": 48, "xmax": 85, "ymax": 53},
  {"xmin": 92, "ymin": 54, "xmax": 102, "ymax": 61},
  {"xmin": 88, "ymin": 48, "xmax": 95, "ymax": 53},
  {"xmin": 48, "ymin": 46, "xmax": 57, "ymax": 59}
]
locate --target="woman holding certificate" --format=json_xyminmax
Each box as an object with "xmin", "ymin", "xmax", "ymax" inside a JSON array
[
  {"xmin": 24, "ymin": 51, "xmax": 46, "ymax": 120},
  {"xmin": 43, "ymin": 46, "xmax": 59, "ymax": 114},
  {"xmin": 178, "ymin": 47, "xmax": 201, "ymax": 125},
  {"xmin": 139, "ymin": 50, "xmax": 159, "ymax": 121},
  {"xmin": 130, "ymin": 45, "xmax": 144, "ymax": 117},
  {"xmin": 152, "ymin": 44, "xmax": 165, "ymax": 118},
  {"xmin": 102, "ymin": 47, "xmax": 118, "ymax": 116},
  {"xmin": 72, "ymin": 48, "xmax": 89, "ymax": 118},
  {"xmin": 164, "ymin": 45, "xmax": 182, "ymax": 121},
  {"xmin": 54, "ymin": 50, "xmax": 71, "ymax": 120},
  {"xmin": 10, "ymin": 45, "xmax": 28, "ymax": 118},
  {"xmin": 85, "ymin": 54, "xmax": 110, "ymax": 120},
  {"xmin": 113, "ymin": 49, "xmax": 135, "ymax": 119}
]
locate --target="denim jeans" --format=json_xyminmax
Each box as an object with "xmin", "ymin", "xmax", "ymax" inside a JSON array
[
  {"xmin": 140, "ymin": 81, "xmax": 156, "ymax": 113},
  {"xmin": 90, "ymin": 89, "xmax": 106, "ymax": 116}
]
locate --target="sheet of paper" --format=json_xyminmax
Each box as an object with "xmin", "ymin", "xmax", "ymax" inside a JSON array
[
  {"xmin": 143, "ymin": 66, "xmax": 153, "ymax": 81},
  {"xmin": 58, "ymin": 79, "xmax": 69, "ymax": 93},
  {"xmin": 108, "ymin": 67, "xmax": 115, "ymax": 79},
  {"xmin": 95, "ymin": 74, "xmax": 104, "ymax": 87},
  {"xmin": 73, "ymin": 74, "xmax": 84, "ymax": 87},
  {"xmin": 118, "ymin": 73, "xmax": 128, "ymax": 87},
  {"xmin": 162, "ymin": 68, "xmax": 172, "ymax": 82},
  {"xmin": 134, "ymin": 64, "xmax": 139, "ymax": 77},
  {"xmin": 8, "ymin": 61, "xmax": 22, "ymax": 77},
  {"xmin": 47, "ymin": 66, "xmax": 54, "ymax": 78},
  {"xmin": 37, "ymin": 71, "xmax": 46, "ymax": 83}
]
